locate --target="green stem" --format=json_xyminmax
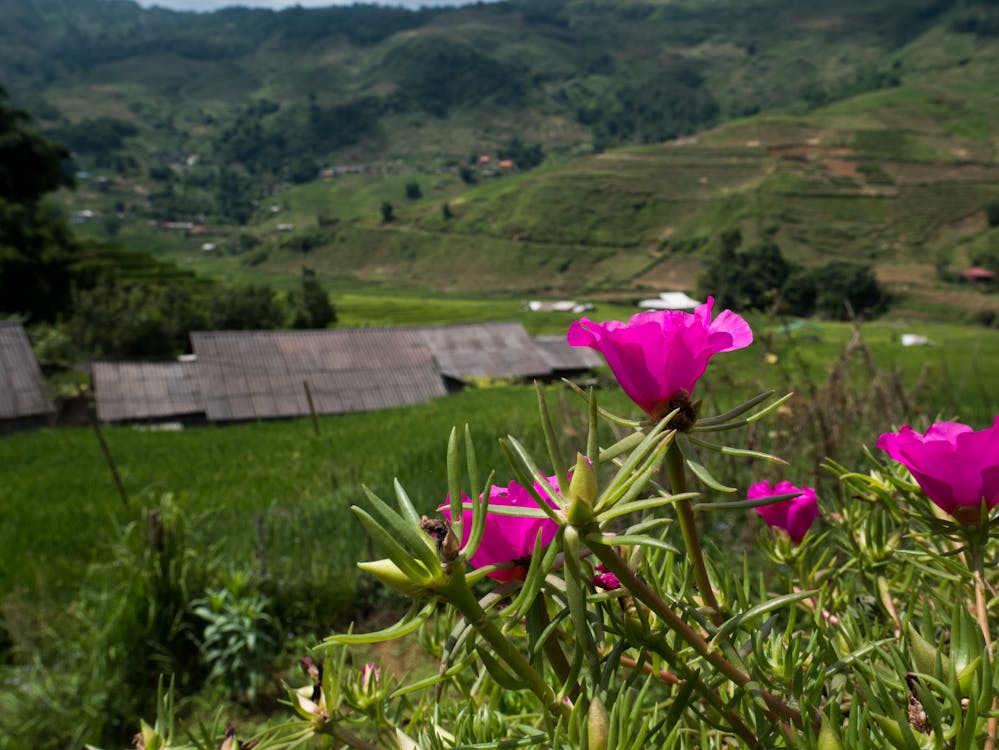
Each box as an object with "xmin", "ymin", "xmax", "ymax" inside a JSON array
[
  {"xmin": 666, "ymin": 442, "xmax": 722, "ymax": 626},
  {"xmin": 443, "ymin": 568, "xmax": 571, "ymax": 723},
  {"xmin": 591, "ymin": 541, "xmax": 802, "ymax": 729},
  {"xmin": 970, "ymin": 539, "xmax": 997, "ymax": 750}
]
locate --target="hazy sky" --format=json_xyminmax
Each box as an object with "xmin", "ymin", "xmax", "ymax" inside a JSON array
[{"xmin": 132, "ymin": 0, "xmax": 475, "ymax": 10}]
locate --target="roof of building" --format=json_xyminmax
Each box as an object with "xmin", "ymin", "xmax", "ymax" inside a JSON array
[
  {"xmin": 0, "ymin": 321, "xmax": 54, "ymax": 420},
  {"xmin": 637, "ymin": 292, "xmax": 703, "ymax": 310},
  {"xmin": 190, "ymin": 328, "xmax": 447, "ymax": 421},
  {"xmin": 414, "ymin": 322, "xmax": 552, "ymax": 380},
  {"xmin": 532, "ymin": 335, "xmax": 605, "ymax": 372},
  {"xmin": 93, "ymin": 360, "xmax": 203, "ymax": 422}
]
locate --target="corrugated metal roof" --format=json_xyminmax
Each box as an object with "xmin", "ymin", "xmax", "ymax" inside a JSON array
[
  {"xmin": 191, "ymin": 329, "xmax": 447, "ymax": 421},
  {"xmin": 0, "ymin": 322, "xmax": 54, "ymax": 420},
  {"xmin": 93, "ymin": 360, "xmax": 203, "ymax": 422},
  {"xmin": 414, "ymin": 322, "xmax": 552, "ymax": 380},
  {"xmin": 532, "ymin": 335, "xmax": 604, "ymax": 372}
]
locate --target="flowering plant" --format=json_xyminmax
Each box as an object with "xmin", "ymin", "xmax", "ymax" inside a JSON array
[
  {"xmin": 113, "ymin": 309, "xmax": 999, "ymax": 750},
  {"xmin": 877, "ymin": 418, "xmax": 999, "ymax": 524},
  {"xmin": 749, "ymin": 479, "xmax": 820, "ymax": 544},
  {"xmin": 567, "ymin": 297, "xmax": 752, "ymax": 420}
]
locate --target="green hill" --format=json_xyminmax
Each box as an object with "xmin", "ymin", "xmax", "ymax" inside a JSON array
[{"xmin": 4, "ymin": 0, "xmax": 999, "ymax": 319}]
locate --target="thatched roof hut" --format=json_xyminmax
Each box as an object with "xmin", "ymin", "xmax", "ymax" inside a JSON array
[
  {"xmin": 532, "ymin": 335, "xmax": 604, "ymax": 375},
  {"xmin": 92, "ymin": 360, "xmax": 204, "ymax": 423},
  {"xmin": 190, "ymin": 329, "xmax": 447, "ymax": 421},
  {"xmin": 414, "ymin": 322, "xmax": 552, "ymax": 381},
  {"xmin": 0, "ymin": 321, "xmax": 54, "ymax": 433}
]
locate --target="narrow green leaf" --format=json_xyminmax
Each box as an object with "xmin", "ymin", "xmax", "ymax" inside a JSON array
[
  {"xmin": 352, "ymin": 506, "xmax": 430, "ymax": 583},
  {"xmin": 322, "ymin": 602, "xmax": 434, "ymax": 645},
  {"xmin": 691, "ymin": 392, "xmax": 794, "ymax": 433},
  {"xmin": 684, "ymin": 459, "xmax": 737, "ymax": 493},
  {"xmin": 598, "ymin": 431, "xmax": 646, "ymax": 464},
  {"xmin": 587, "ymin": 386, "xmax": 599, "ymax": 466},
  {"xmin": 685, "ymin": 435, "xmax": 788, "ymax": 464},
  {"xmin": 476, "ymin": 644, "xmax": 525, "ymax": 690},
  {"xmin": 502, "ymin": 436, "xmax": 563, "ymax": 521},
  {"xmin": 447, "ymin": 426, "xmax": 463, "ymax": 544},
  {"xmin": 361, "ymin": 486, "xmax": 440, "ymax": 569},
  {"xmin": 599, "ymin": 492, "xmax": 699, "ymax": 521},
  {"xmin": 536, "ymin": 381, "xmax": 568, "ymax": 495},
  {"xmin": 463, "ymin": 469, "xmax": 495, "ymax": 560},
  {"xmin": 695, "ymin": 390, "xmax": 776, "ymax": 426},
  {"xmin": 393, "ymin": 478, "xmax": 421, "ymax": 529},
  {"xmin": 692, "ymin": 492, "xmax": 804, "ymax": 512},
  {"xmin": 710, "ymin": 589, "xmax": 816, "ymax": 646},
  {"xmin": 583, "ymin": 532, "xmax": 679, "ymax": 554},
  {"xmin": 562, "ymin": 378, "xmax": 641, "ymax": 427}
]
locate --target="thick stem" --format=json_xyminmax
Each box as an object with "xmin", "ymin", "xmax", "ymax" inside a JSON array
[
  {"xmin": 666, "ymin": 442, "xmax": 723, "ymax": 625},
  {"xmin": 443, "ymin": 568, "xmax": 571, "ymax": 723},
  {"xmin": 591, "ymin": 541, "xmax": 802, "ymax": 728},
  {"xmin": 971, "ymin": 541, "xmax": 997, "ymax": 750}
]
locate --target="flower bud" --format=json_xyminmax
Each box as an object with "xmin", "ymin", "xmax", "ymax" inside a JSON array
[
  {"xmin": 566, "ymin": 453, "xmax": 597, "ymax": 526},
  {"xmin": 357, "ymin": 559, "xmax": 427, "ymax": 597},
  {"xmin": 587, "ymin": 695, "xmax": 609, "ymax": 750}
]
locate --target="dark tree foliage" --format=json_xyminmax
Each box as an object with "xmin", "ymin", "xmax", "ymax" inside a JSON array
[
  {"xmin": 699, "ymin": 232, "xmax": 886, "ymax": 320},
  {"xmin": 807, "ymin": 261, "xmax": 886, "ymax": 320},
  {"xmin": 206, "ymin": 283, "xmax": 285, "ymax": 331},
  {"xmin": 380, "ymin": 201, "xmax": 394, "ymax": 223},
  {"xmin": 290, "ymin": 267, "xmax": 336, "ymax": 330},
  {"xmin": 986, "ymin": 199, "xmax": 999, "ymax": 228},
  {"xmin": 66, "ymin": 280, "xmax": 207, "ymax": 359},
  {"xmin": 386, "ymin": 37, "xmax": 527, "ymax": 116},
  {"xmin": 580, "ymin": 65, "xmax": 719, "ymax": 146},
  {"xmin": 405, "ymin": 181, "xmax": 422, "ymax": 200},
  {"xmin": 0, "ymin": 84, "xmax": 80, "ymax": 322},
  {"xmin": 498, "ymin": 137, "xmax": 544, "ymax": 170}
]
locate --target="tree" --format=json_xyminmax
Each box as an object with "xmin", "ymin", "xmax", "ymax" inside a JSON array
[
  {"xmin": 290, "ymin": 267, "xmax": 336, "ymax": 329},
  {"xmin": 380, "ymin": 201, "xmax": 394, "ymax": 223},
  {"xmin": 0, "ymin": 85, "xmax": 81, "ymax": 322},
  {"xmin": 207, "ymin": 284, "xmax": 285, "ymax": 330},
  {"xmin": 405, "ymin": 181, "xmax": 422, "ymax": 200}
]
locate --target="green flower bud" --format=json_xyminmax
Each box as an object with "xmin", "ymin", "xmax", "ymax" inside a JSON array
[
  {"xmin": 587, "ymin": 695, "xmax": 609, "ymax": 750},
  {"xmin": 566, "ymin": 453, "xmax": 597, "ymax": 526},
  {"xmin": 357, "ymin": 559, "xmax": 428, "ymax": 597},
  {"xmin": 817, "ymin": 712, "xmax": 844, "ymax": 750}
]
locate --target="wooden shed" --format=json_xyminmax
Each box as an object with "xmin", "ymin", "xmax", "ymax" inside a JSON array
[
  {"xmin": 414, "ymin": 322, "xmax": 553, "ymax": 381},
  {"xmin": 190, "ymin": 329, "xmax": 447, "ymax": 422},
  {"xmin": 0, "ymin": 321, "xmax": 54, "ymax": 434},
  {"xmin": 92, "ymin": 360, "xmax": 204, "ymax": 423},
  {"xmin": 532, "ymin": 335, "xmax": 604, "ymax": 376}
]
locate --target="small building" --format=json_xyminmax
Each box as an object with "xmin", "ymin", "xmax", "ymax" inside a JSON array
[
  {"xmin": 963, "ymin": 267, "xmax": 995, "ymax": 283},
  {"xmin": 190, "ymin": 328, "xmax": 447, "ymax": 422},
  {"xmin": 637, "ymin": 292, "xmax": 703, "ymax": 311},
  {"xmin": 532, "ymin": 335, "xmax": 604, "ymax": 378},
  {"xmin": 413, "ymin": 322, "xmax": 553, "ymax": 383},
  {"xmin": 92, "ymin": 360, "xmax": 204, "ymax": 424},
  {"xmin": 0, "ymin": 322, "xmax": 54, "ymax": 434}
]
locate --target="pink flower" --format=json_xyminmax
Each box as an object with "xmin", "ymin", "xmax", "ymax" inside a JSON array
[
  {"xmin": 749, "ymin": 480, "xmax": 819, "ymax": 544},
  {"xmin": 566, "ymin": 297, "xmax": 753, "ymax": 419},
  {"xmin": 591, "ymin": 564, "xmax": 621, "ymax": 591},
  {"xmin": 877, "ymin": 418, "xmax": 999, "ymax": 524},
  {"xmin": 439, "ymin": 476, "xmax": 561, "ymax": 582},
  {"xmin": 361, "ymin": 663, "xmax": 380, "ymax": 691}
]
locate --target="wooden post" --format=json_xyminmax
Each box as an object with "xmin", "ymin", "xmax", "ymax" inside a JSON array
[
  {"xmin": 303, "ymin": 380, "xmax": 320, "ymax": 436},
  {"xmin": 256, "ymin": 513, "xmax": 267, "ymax": 580},
  {"xmin": 91, "ymin": 413, "xmax": 129, "ymax": 508}
]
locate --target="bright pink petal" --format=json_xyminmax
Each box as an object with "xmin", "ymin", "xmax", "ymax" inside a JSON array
[
  {"xmin": 439, "ymin": 476, "xmax": 560, "ymax": 581},
  {"xmin": 567, "ymin": 297, "xmax": 752, "ymax": 418},
  {"xmin": 751, "ymin": 480, "xmax": 819, "ymax": 544},
  {"xmin": 878, "ymin": 418, "xmax": 999, "ymax": 520}
]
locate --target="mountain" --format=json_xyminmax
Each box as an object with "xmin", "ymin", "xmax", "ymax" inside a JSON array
[{"xmin": 3, "ymin": 0, "xmax": 999, "ymax": 318}]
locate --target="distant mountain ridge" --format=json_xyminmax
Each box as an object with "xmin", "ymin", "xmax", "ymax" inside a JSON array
[{"xmin": 3, "ymin": 0, "xmax": 999, "ymax": 318}]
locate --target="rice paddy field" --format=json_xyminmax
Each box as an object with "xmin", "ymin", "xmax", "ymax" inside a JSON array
[{"xmin": 1, "ymin": 314, "xmax": 997, "ymax": 749}]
